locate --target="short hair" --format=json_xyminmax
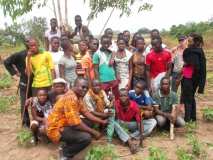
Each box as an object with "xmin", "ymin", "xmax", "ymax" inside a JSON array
[
  {"xmin": 135, "ymin": 37, "xmax": 145, "ymax": 43},
  {"xmin": 73, "ymin": 77, "xmax": 88, "ymax": 87},
  {"xmin": 79, "ymin": 40, "xmax": 88, "ymax": 45},
  {"xmin": 135, "ymin": 80, "xmax": 147, "ymax": 88},
  {"xmin": 50, "ymin": 36, "xmax": 60, "ymax": 42},
  {"xmin": 61, "ymin": 37, "xmax": 71, "ymax": 49},
  {"xmin": 151, "ymin": 29, "xmax": 160, "ymax": 34},
  {"xmin": 104, "ymin": 28, "xmax": 113, "ymax": 34},
  {"xmin": 75, "ymin": 15, "xmax": 81, "ymax": 19},
  {"xmin": 119, "ymin": 88, "xmax": 127, "ymax": 93},
  {"xmin": 50, "ymin": 18, "xmax": 57, "ymax": 22},
  {"xmin": 37, "ymin": 89, "xmax": 48, "ymax": 95},
  {"xmin": 189, "ymin": 32, "xmax": 204, "ymax": 47},
  {"xmin": 117, "ymin": 37, "xmax": 126, "ymax": 43},
  {"xmin": 160, "ymin": 76, "xmax": 170, "ymax": 86},
  {"xmin": 151, "ymin": 35, "xmax": 162, "ymax": 43},
  {"xmin": 101, "ymin": 35, "xmax": 109, "ymax": 42},
  {"xmin": 123, "ymin": 30, "xmax": 130, "ymax": 34}
]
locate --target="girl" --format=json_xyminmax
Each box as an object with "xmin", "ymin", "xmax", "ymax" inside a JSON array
[{"xmin": 180, "ymin": 33, "xmax": 206, "ymax": 122}]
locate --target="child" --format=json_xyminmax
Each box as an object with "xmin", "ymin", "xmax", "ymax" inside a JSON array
[{"xmin": 30, "ymin": 89, "xmax": 52, "ymax": 144}]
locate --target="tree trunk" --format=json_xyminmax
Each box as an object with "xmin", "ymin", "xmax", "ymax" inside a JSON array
[
  {"xmin": 65, "ymin": 0, "xmax": 68, "ymax": 26},
  {"xmin": 52, "ymin": 0, "xmax": 57, "ymax": 20},
  {"xmin": 57, "ymin": 0, "xmax": 63, "ymax": 26}
]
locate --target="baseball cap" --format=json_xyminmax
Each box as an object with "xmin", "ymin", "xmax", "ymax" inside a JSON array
[
  {"xmin": 53, "ymin": 78, "xmax": 67, "ymax": 84},
  {"xmin": 178, "ymin": 35, "xmax": 187, "ymax": 41}
]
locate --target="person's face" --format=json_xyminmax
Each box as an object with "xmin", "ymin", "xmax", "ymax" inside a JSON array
[
  {"xmin": 37, "ymin": 90, "xmax": 48, "ymax": 104},
  {"xmin": 79, "ymin": 42, "xmax": 88, "ymax": 53},
  {"xmin": 136, "ymin": 39, "xmax": 145, "ymax": 50},
  {"xmin": 75, "ymin": 80, "xmax": 89, "ymax": 97},
  {"xmin": 28, "ymin": 39, "xmax": 39, "ymax": 54},
  {"xmin": 101, "ymin": 38, "xmax": 110, "ymax": 50},
  {"xmin": 92, "ymin": 82, "xmax": 101, "ymax": 94},
  {"xmin": 89, "ymin": 39, "xmax": 99, "ymax": 52},
  {"xmin": 119, "ymin": 90, "xmax": 129, "ymax": 107},
  {"xmin": 179, "ymin": 39, "xmax": 187, "ymax": 48},
  {"xmin": 75, "ymin": 17, "xmax": 82, "ymax": 27},
  {"xmin": 151, "ymin": 39, "xmax": 162, "ymax": 52},
  {"xmin": 151, "ymin": 31, "xmax": 159, "ymax": 39},
  {"xmin": 106, "ymin": 30, "xmax": 113, "ymax": 40},
  {"xmin": 51, "ymin": 38, "xmax": 60, "ymax": 52},
  {"xmin": 187, "ymin": 36, "xmax": 193, "ymax": 47},
  {"xmin": 117, "ymin": 40, "xmax": 126, "ymax": 51},
  {"xmin": 161, "ymin": 79, "xmax": 170, "ymax": 92},
  {"xmin": 50, "ymin": 20, "xmax": 57, "ymax": 30},
  {"xmin": 123, "ymin": 31, "xmax": 130, "ymax": 43},
  {"xmin": 134, "ymin": 83, "xmax": 144, "ymax": 95},
  {"xmin": 53, "ymin": 83, "xmax": 66, "ymax": 95}
]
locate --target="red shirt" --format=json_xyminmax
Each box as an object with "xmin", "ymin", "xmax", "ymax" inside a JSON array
[
  {"xmin": 146, "ymin": 49, "xmax": 172, "ymax": 78},
  {"xmin": 115, "ymin": 100, "xmax": 141, "ymax": 123}
]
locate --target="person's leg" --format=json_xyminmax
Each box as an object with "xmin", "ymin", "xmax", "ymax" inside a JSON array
[
  {"xmin": 156, "ymin": 115, "xmax": 167, "ymax": 128},
  {"xmin": 114, "ymin": 121, "xmax": 130, "ymax": 143},
  {"xmin": 20, "ymin": 85, "xmax": 30, "ymax": 127},
  {"xmin": 175, "ymin": 116, "xmax": 185, "ymax": 127},
  {"xmin": 60, "ymin": 126, "xmax": 92, "ymax": 158},
  {"xmin": 30, "ymin": 120, "xmax": 39, "ymax": 144},
  {"xmin": 143, "ymin": 118, "xmax": 157, "ymax": 136}
]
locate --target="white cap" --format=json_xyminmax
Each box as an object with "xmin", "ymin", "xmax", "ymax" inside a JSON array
[{"xmin": 53, "ymin": 78, "xmax": 67, "ymax": 84}]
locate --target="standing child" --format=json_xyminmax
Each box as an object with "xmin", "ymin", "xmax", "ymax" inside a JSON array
[{"xmin": 30, "ymin": 90, "xmax": 52, "ymax": 144}]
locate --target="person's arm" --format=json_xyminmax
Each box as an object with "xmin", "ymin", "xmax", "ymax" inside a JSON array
[
  {"xmin": 91, "ymin": 111, "xmax": 109, "ymax": 118},
  {"xmin": 31, "ymin": 105, "xmax": 45, "ymax": 122},
  {"xmin": 4, "ymin": 52, "xmax": 20, "ymax": 76},
  {"xmin": 127, "ymin": 56, "xmax": 133, "ymax": 89},
  {"xmin": 44, "ymin": 37, "xmax": 49, "ymax": 51},
  {"xmin": 59, "ymin": 64, "xmax": 65, "ymax": 79},
  {"xmin": 146, "ymin": 65, "xmax": 151, "ymax": 92},
  {"xmin": 46, "ymin": 52, "xmax": 55, "ymax": 79},
  {"xmin": 83, "ymin": 111, "xmax": 107, "ymax": 125},
  {"xmin": 51, "ymin": 69, "xmax": 56, "ymax": 80},
  {"xmin": 93, "ymin": 53, "xmax": 100, "ymax": 80},
  {"xmin": 165, "ymin": 62, "xmax": 172, "ymax": 77},
  {"xmin": 94, "ymin": 64, "xmax": 99, "ymax": 80}
]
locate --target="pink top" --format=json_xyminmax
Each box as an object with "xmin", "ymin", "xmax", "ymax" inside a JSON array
[{"xmin": 182, "ymin": 65, "xmax": 194, "ymax": 78}]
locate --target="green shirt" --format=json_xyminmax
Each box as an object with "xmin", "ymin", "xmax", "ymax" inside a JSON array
[
  {"xmin": 93, "ymin": 49, "xmax": 116, "ymax": 83},
  {"xmin": 153, "ymin": 90, "xmax": 178, "ymax": 112}
]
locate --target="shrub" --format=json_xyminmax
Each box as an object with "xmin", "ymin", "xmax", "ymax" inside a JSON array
[
  {"xmin": 17, "ymin": 128, "xmax": 33, "ymax": 147},
  {"xmin": 0, "ymin": 97, "xmax": 9, "ymax": 113},
  {"xmin": 202, "ymin": 108, "xmax": 213, "ymax": 121},
  {"xmin": 176, "ymin": 147, "xmax": 193, "ymax": 160},
  {"xmin": 0, "ymin": 73, "xmax": 12, "ymax": 89},
  {"xmin": 146, "ymin": 146, "xmax": 168, "ymax": 160}
]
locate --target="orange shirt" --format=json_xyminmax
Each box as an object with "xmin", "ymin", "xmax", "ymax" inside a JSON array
[
  {"xmin": 46, "ymin": 90, "xmax": 88, "ymax": 143},
  {"xmin": 81, "ymin": 52, "xmax": 95, "ymax": 80}
]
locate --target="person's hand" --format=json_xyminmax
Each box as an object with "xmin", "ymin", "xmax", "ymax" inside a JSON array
[
  {"xmin": 92, "ymin": 130, "xmax": 102, "ymax": 140},
  {"xmin": 101, "ymin": 119, "xmax": 108, "ymax": 126},
  {"xmin": 12, "ymin": 74, "xmax": 20, "ymax": 81},
  {"xmin": 42, "ymin": 118, "xmax": 47, "ymax": 125},
  {"xmin": 165, "ymin": 113, "xmax": 175, "ymax": 123},
  {"xmin": 27, "ymin": 50, "xmax": 33, "ymax": 57}
]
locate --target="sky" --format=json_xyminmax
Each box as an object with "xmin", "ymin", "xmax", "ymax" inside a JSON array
[{"xmin": 0, "ymin": 0, "xmax": 213, "ymax": 35}]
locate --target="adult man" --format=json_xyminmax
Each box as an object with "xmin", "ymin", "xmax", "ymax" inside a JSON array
[
  {"xmin": 104, "ymin": 28, "xmax": 117, "ymax": 52},
  {"xmin": 70, "ymin": 15, "xmax": 90, "ymax": 42},
  {"xmin": 26, "ymin": 38, "xmax": 55, "ymax": 96},
  {"xmin": 47, "ymin": 78, "xmax": 107, "ymax": 159},
  {"xmin": 45, "ymin": 18, "xmax": 61, "ymax": 51},
  {"xmin": 4, "ymin": 37, "xmax": 31, "ymax": 127},
  {"xmin": 93, "ymin": 35, "xmax": 119, "ymax": 98},
  {"xmin": 123, "ymin": 30, "xmax": 131, "ymax": 49},
  {"xmin": 83, "ymin": 79, "xmax": 111, "ymax": 119},
  {"xmin": 146, "ymin": 36, "xmax": 172, "ymax": 92},
  {"xmin": 128, "ymin": 81, "xmax": 157, "ymax": 136},
  {"xmin": 153, "ymin": 77, "xmax": 185, "ymax": 128}
]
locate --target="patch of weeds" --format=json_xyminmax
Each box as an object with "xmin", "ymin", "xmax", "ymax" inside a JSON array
[
  {"xmin": 0, "ymin": 73, "xmax": 12, "ymax": 89},
  {"xmin": 176, "ymin": 147, "xmax": 193, "ymax": 160},
  {"xmin": 202, "ymin": 107, "xmax": 213, "ymax": 121},
  {"xmin": 0, "ymin": 96, "xmax": 18, "ymax": 113},
  {"xmin": 85, "ymin": 144, "xmax": 119, "ymax": 160},
  {"xmin": 146, "ymin": 146, "xmax": 168, "ymax": 160},
  {"xmin": 187, "ymin": 134, "xmax": 207, "ymax": 159},
  {"xmin": 185, "ymin": 121, "xmax": 197, "ymax": 134},
  {"xmin": 17, "ymin": 128, "xmax": 33, "ymax": 147}
]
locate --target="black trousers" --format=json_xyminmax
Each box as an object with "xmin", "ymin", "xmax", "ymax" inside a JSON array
[
  {"xmin": 181, "ymin": 78, "xmax": 198, "ymax": 122},
  {"xmin": 20, "ymin": 85, "xmax": 31, "ymax": 127},
  {"xmin": 60, "ymin": 126, "xmax": 92, "ymax": 158}
]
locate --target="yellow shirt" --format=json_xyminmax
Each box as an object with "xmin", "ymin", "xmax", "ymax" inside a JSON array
[{"xmin": 27, "ymin": 51, "xmax": 54, "ymax": 88}]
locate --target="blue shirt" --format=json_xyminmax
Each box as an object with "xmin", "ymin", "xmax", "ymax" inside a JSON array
[{"xmin": 128, "ymin": 90, "xmax": 153, "ymax": 107}]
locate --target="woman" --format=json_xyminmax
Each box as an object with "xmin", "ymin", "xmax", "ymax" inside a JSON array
[
  {"xmin": 128, "ymin": 37, "xmax": 147, "ymax": 89},
  {"xmin": 180, "ymin": 33, "xmax": 206, "ymax": 122},
  {"xmin": 113, "ymin": 38, "xmax": 132, "ymax": 89},
  {"xmin": 59, "ymin": 37, "xmax": 77, "ymax": 88}
]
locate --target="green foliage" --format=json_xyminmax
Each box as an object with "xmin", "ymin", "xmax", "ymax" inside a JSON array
[
  {"xmin": 137, "ymin": 27, "xmax": 150, "ymax": 35},
  {"xmin": 0, "ymin": 73, "xmax": 12, "ymax": 89},
  {"xmin": 0, "ymin": 95, "xmax": 18, "ymax": 113},
  {"xmin": 185, "ymin": 121, "xmax": 197, "ymax": 134},
  {"xmin": 202, "ymin": 108, "xmax": 213, "ymax": 121},
  {"xmin": 187, "ymin": 135, "xmax": 203, "ymax": 157},
  {"xmin": 146, "ymin": 146, "xmax": 168, "ymax": 160},
  {"xmin": 85, "ymin": 144, "xmax": 119, "ymax": 160},
  {"xmin": 85, "ymin": 0, "xmax": 153, "ymax": 19},
  {"xmin": 176, "ymin": 147, "xmax": 193, "ymax": 160},
  {"xmin": 0, "ymin": 0, "xmax": 47, "ymax": 20},
  {"xmin": 17, "ymin": 128, "xmax": 33, "ymax": 147}
]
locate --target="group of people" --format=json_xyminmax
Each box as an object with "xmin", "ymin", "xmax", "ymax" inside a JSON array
[{"xmin": 4, "ymin": 15, "xmax": 206, "ymax": 160}]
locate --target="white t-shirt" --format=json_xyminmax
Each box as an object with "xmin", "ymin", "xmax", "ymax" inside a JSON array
[
  {"xmin": 50, "ymin": 51, "xmax": 64, "ymax": 78},
  {"xmin": 45, "ymin": 29, "xmax": 61, "ymax": 49}
]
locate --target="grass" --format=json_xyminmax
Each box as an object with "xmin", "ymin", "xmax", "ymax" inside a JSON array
[
  {"xmin": 85, "ymin": 144, "xmax": 119, "ymax": 160},
  {"xmin": 17, "ymin": 128, "xmax": 33, "ymax": 147},
  {"xmin": 202, "ymin": 107, "xmax": 213, "ymax": 121},
  {"xmin": 185, "ymin": 121, "xmax": 197, "ymax": 134},
  {"xmin": 0, "ymin": 95, "xmax": 18, "ymax": 113},
  {"xmin": 0, "ymin": 72, "xmax": 12, "ymax": 89},
  {"xmin": 146, "ymin": 146, "xmax": 168, "ymax": 160},
  {"xmin": 176, "ymin": 147, "xmax": 193, "ymax": 160}
]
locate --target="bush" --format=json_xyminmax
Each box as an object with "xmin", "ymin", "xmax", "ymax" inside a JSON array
[
  {"xmin": 146, "ymin": 146, "xmax": 168, "ymax": 160},
  {"xmin": 85, "ymin": 144, "xmax": 119, "ymax": 160},
  {"xmin": 176, "ymin": 147, "xmax": 193, "ymax": 160},
  {"xmin": 17, "ymin": 128, "xmax": 33, "ymax": 147},
  {"xmin": 0, "ymin": 73, "xmax": 12, "ymax": 89},
  {"xmin": 0, "ymin": 97, "xmax": 10, "ymax": 113}
]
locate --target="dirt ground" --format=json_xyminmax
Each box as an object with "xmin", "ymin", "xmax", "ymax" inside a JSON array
[{"xmin": 0, "ymin": 49, "xmax": 213, "ymax": 160}]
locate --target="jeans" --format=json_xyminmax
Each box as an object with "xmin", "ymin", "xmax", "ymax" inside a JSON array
[
  {"xmin": 60, "ymin": 126, "xmax": 92, "ymax": 158},
  {"xmin": 114, "ymin": 119, "xmax": 157, "ymax": 142},
  {"xmin": 156, "ymin": 115, "xmax": 185, "ymax": 128}
]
